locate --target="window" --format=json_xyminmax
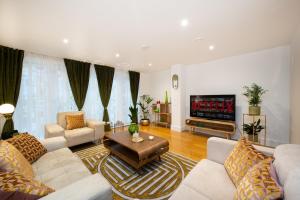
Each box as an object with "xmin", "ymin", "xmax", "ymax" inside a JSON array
[{"xmin": 14, "ymin": 53, "xmax": 132, "ymax": 138}]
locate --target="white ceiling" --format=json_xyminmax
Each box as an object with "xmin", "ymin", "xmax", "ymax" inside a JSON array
[{"xmin": 0, "ymin": 0, "xmax": 300, "ymax": 72}]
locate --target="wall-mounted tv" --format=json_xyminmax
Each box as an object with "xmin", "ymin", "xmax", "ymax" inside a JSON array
[{"xmin": 190, "ymin": 95, "xmax": 236, "ymax": 121}]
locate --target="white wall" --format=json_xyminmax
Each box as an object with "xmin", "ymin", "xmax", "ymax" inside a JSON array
[
  {"xmin": 140, "ymin": 69, "xmax": 171, "ymax": 102},
  {"xmin": 141, "ymin": 46, "xmax": 291, "ymax": 146},
  {"xmin": 291, "ymin": 26, "xmax": 300, "ymax": 144},
  {"xmin": 184, "ymin": 46, "xmax": 290, "ymax": 146}
]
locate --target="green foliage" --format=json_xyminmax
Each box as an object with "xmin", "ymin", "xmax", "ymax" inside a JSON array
[
  {"xmin": 138, "ymin": 95, "xmax": 153, "ymax": 120},
  {"xmin": 243, "ymin": 83, "xmax": 267, "ymax": 106},
  {"xmin": 243, "ymin": 119, "xmax": 264, "ymax": 135},
  {"xmin": 128, "ymin": 105, "xmax": 138, "ymax": 124},
  {"xmin": 128, "ymin": 123, "xmax": 139, "ymax": 135}
]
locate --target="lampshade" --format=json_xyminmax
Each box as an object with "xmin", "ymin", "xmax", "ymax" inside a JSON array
[{"xmin": 0, "ymin": 104, "xmax": 15, "ymax": 114}]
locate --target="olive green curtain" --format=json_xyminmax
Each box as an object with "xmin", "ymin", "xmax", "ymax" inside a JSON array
[
  {"xmin": 0, "ymin": 45, "xmax": 24, "ymax": 132},
  {"xmin": 128, "ymin": 71, "xmax": 140, "ymax": 106},
  {"xmin": 94, "ymin": 65, "xmax": 115, "ymax": 126},
  {"xmin": 64, "ymin": 59, "xmax": 90, "ymax": 110}
]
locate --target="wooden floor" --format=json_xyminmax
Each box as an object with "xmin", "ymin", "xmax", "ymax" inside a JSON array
[
  {"xmin": 114, "ymin": 124, "xmax": 209, "ymax": 161},
  {"xmin": 73, "ymin": 125, "xmax": 209, "ymax": 161}
]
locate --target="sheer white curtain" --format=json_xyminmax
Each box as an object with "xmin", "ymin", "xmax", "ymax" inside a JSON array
[
  {"xmin": 14, "ymin": 53, "xmax": 132, "ymax": 138},
  {"xmin": 14, "ymin": 53, "xmax": 77, "ymax": 138},
  {"xmin": 108, "ymin": 69, "xmax": 131, "ymax": 126},
  {"xmin": 82, "ymin": 66, "xmax": 103, "ymax": 121}
]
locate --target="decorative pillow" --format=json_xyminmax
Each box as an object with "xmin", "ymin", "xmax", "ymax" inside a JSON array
[
  {"xmin": 6, "ymin": 133, "xmax": 47, "ymax": 164},
  {"xmin": 66, "ymin": 114, "xmax": 85, "ymax": 130},
  {"xmin": 224, "ymin": 137, "xmax": 269, "ymax": 186},
  {"xmin": 0, "ymin": 170, "xmax": 54, "ymax": 200},
  {"xmin": 234, "ymin": 158, "xmax": 283, "ymax": 200},
  {"xmin": 0, "ymin": 141, "xmax": 34, "ymax": 179}
]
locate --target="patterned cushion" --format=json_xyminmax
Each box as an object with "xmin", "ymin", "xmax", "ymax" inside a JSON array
[
  {"xmin": 0, "ymin": 141, "xmax": 34, "ymax": 179},
  {"xmin": 234, "ymin": 158, "xmax": 283, "ymax": 200},
  {"xmin": 66, "ymin": 114, "xmax": 85, "ymax": 130},
  {"xmin": 0, "ymin": 170, "xmax": 54, "ymax": 200},
  {"xmin": 6, "ymin": 134, "xmax": 47, "ymax": 164},
  {"xmin": 224, "ymin": 137, "xmax": 269, "ymax": 186}
]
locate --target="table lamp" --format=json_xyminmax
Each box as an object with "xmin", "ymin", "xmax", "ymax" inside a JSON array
[{"xmin": 0, "ymin": 103, "xmax": 15, "ymax": 133}]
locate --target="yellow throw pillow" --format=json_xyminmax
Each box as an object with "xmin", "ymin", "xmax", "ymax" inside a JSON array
[
  {"xmin": 0, "ymin": 170, "xmax": 54, "ymax": 199},
  {"xmin": 0, "ymin": 140, "xmax": 34, "ymax": 179},
  {"xmin": 234, "ymin": 158, "xmax": 283, "ymax": 200},
  {"xmin": 224, "ymin": 137, "xmax": 269, "ymax": 186},
  {"xmin": 66, "ymin": 114, "xmax": 85, "ymax": 130},
  {"xmin": 6, "ymin": 133, "xmax": 47, "ymax": 164}
]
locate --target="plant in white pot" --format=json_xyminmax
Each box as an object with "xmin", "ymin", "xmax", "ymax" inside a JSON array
[
  {"xmin": 243, "ymin": 83, "xmax": 267, "ymax": 115},
  {"xmin": 138, "ymin": 95, "xmax": 153, "ymax": 126}
]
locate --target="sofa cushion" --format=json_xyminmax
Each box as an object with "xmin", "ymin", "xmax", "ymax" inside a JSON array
[
  {"xmin": 66, "ymin": 114, "xmax": 85, "ymax": 130},
  {"xmin": 284, "ymin": 169, "xmax": 300, "ymax": 200},
  {"xmin": 234, "ymin": 158, "xmax": 283, "ymax": 200},
  {"xmin": 0, "ymin": 171, "xmax": 54, "ymax": 200},
  {"xmin": 170, "ymin": 183, "xmax": 210, "ymax": 200},
  {"xmin": 224, "ymin": 137, "xmax": 269, "ymax": 186},
  {"xmin": 57, "ymin": 111, "xmax": 85, "ymax": 129},
  {"xmin": 0, "ymin": 140, "xmax": 34, "ymax": 179},
  {"xmin": 65, "ymin": 127, "xmax": 94, "ymax": 147},
  {"xmin": 273, "ymin": 144, "xmax": 300, "ymax": 185},
  {"xmin": 6, "ymin": 133, "xmax": 47, "ymax": 163},
  {"xmin": 32, "ymin": 148, "xmax": 91, "ymax": 190},
  {"xmin": 180, "ymin": 159, "xmax": 236, "ymax": 200}
]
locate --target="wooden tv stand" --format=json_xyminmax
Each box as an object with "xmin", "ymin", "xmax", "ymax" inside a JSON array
[{"xmin": 186, "ymin": 117, "xmax": 236, "ymax": 139}]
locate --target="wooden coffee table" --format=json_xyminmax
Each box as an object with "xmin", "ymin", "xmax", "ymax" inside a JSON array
[{"xmin": 103, "ymin": 131, "xmax": 169, "ymax": 170}]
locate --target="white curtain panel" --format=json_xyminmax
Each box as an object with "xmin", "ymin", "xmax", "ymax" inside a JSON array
[
  {"xmin": 14, "ymin": 53, "xmax": 131, "ymax": 138},
  {"xmin": 14, "ymin": 53, "xmax": 77, "ymax": 138}
]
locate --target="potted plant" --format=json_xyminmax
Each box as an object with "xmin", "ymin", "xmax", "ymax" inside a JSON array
[
  {"xmin": 128, "ymin": 105, "xmax": 139, "ymax": 135},
  {"xmin": 243, "ymin": 83, "xmax": 267, "ymax": 115},
  {"xmin": 243, "ymin": 119, "xmax": 265, "ymax": 142},
  {"xmin": 138, "ymin": 95, "xmax": 153, "ymax": 126}
]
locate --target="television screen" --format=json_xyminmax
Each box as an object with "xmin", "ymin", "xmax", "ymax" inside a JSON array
[{"xmin": 190, "ymin": 95, "xmax": 236, "ymax": 121}]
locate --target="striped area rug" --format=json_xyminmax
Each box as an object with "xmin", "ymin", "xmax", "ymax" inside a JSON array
[{"xmin": 75, "ymin": 145, "xmax": 197, "ymax": 200}]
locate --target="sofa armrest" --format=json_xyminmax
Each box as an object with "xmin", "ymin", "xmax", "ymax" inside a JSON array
[
  {"xmin": 207, "ymin": 137, "xmax": 275, "ymax": 165},
  {"xmin": 39, "ymin": 137, "xmax": 67, "ymax": 152},
  {"xmin": 87, "ymin": 119, "xmax": 105, "ymax": 141},
  {"xmin": 207, "ymin": 137, "xmax": 237, "ymax": 165},
  {"xmin": 45, "ymin": 124, "xmax": 64, "ymax": 138},
  {"xmin": 40, "ymin": 174, "xmax": 112, "ymax": 200}
]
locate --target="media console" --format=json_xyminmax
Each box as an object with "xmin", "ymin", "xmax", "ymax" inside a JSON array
[{"xmin": 186, "ymin": 117, "xmax": 236, "ymax": 139}]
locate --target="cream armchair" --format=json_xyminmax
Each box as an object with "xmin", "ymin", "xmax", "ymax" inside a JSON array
[{"xmin": 45, "ymin": 111, "xmax": 105, "ymax": 147}]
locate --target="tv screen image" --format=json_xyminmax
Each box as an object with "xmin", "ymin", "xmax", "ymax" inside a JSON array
[{"xmin": 190, "ymin": 95, "xmax": 236, "ymax": 121}]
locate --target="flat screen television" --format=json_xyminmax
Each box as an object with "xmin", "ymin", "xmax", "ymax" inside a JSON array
[{"xmin": 190, "ymin": 95, "xmax": 236, "ymax": 121}]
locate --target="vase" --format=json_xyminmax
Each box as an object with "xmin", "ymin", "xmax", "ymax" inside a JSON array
[
  {"xmin": 247, "ymin": 134, "xmax": 259, "ymax": 143},
  {"xmin": 249, "ymin": 106, "xmax": 261, "ymax": 115},
  {"xmin": 140, "ymin": 119, "xmax": 150, "ymax": 126}
]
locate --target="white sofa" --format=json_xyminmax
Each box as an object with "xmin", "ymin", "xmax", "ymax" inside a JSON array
[
  {"xmin": 45, "ymin": 111, "xmax": 105, "ymax": 147},
  {"xmin": 170, "ymin": 137, "xmax": 300, "ymax": 200},
  {"xmin": 36, "ymin": 136, "xmax": 112, "ymax": 200}
]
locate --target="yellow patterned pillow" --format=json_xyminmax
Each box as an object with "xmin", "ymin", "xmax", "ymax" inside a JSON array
[
  {"xmin": 224, "ymin": 137, "xmax": 269, "ymax": 186},
  {"xmin": 6, "ymin": 133, "xmax": 47, "ymax": 164},
  {"xmin": 66, "ymin": 114, "xmax": 85, "ymax": 130},
  {"xmin": 0, "ymin": 170, "xmax": 54, "ymax": 199},
  {"xmin": 0, "ymin": 140, "xmax": 34, "ymax": 179},
  {"xmin": 234, "ymin": 158, "xmax": 283, "ymax": 200}
]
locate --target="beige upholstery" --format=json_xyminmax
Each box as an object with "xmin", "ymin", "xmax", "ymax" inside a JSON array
[
  {"xmin": 36, "ymin": 137, "xmax": 112, "ymax": 200},
  {"xmin": 170, "ymin": 137, "xmax": 300, "ymax": 200},
  {"xmin": 45, "ymin": 111, "xmax": 105, "ymax": 147}
]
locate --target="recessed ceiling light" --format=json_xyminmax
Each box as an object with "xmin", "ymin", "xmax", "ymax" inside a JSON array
[
  {"xmin": 62, "ymin": 38, "xmax": 69, "ymax": 44},
  {"xmin": 148, "ymin": 63, "xmax": 152, "ymax": 67},
  {"xmin": 180, "ymin": 19, "xmax": 189, "ymax": 27},
  {"xmin": 115, "ymin": 53, "xmax": 120, "ymax": 58},
  {"xmin": 209, "ymin": 45, "xmax": 215, "ymax": 51}
]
